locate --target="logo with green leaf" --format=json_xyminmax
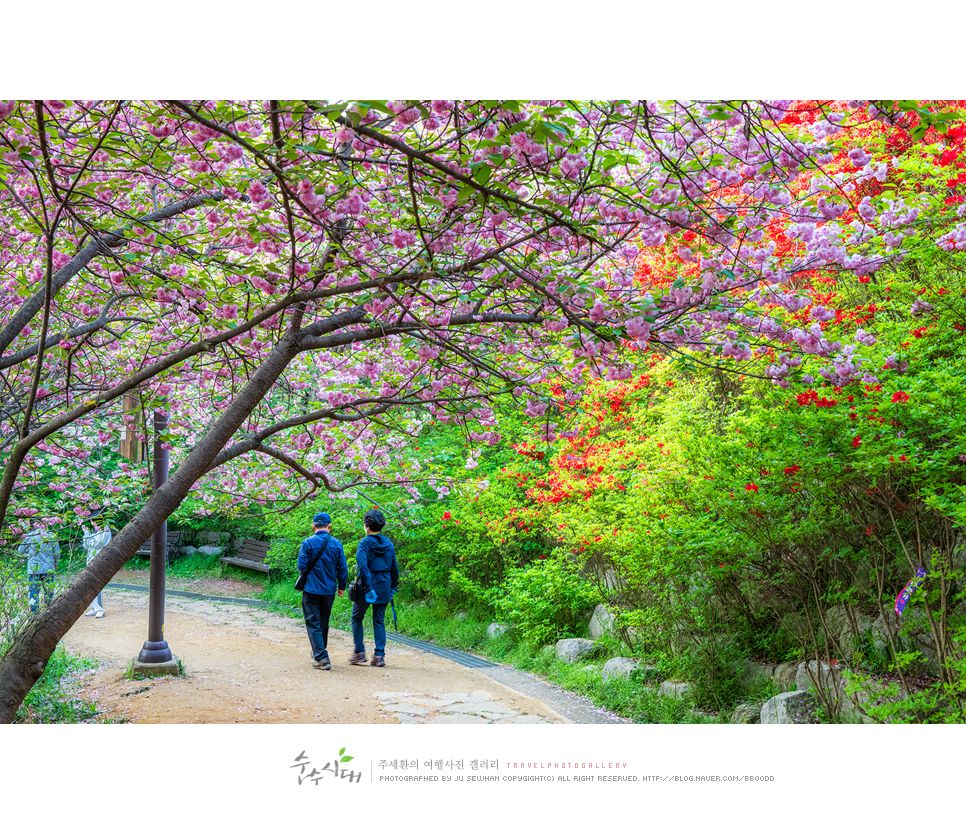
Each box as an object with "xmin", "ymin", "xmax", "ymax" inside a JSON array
[{"xmin": 339, "ymin": 747, "xmax": 354, "ymax": 763}]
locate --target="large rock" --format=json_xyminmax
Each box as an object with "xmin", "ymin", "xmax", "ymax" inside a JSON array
[
  {"xmin": 836, "ymin": 610, "xmax": 874, "ymax": 661},
  {"xmin": 602, "ymin": 657, "xmax": 637, "ymax": 681},
  {"xmin": 837, "ymin": 672, "xmax": 908, "ymax": 724},
  {"xmin": 825, "ymin": 605, "xmax": 874, "ymax": 660},
  {"xmin": 739, "ymin": 661, "xmax": 774, "ymax": 690},
  {"xmin": 585, "ymin": 564, "xmax": 622, "ymax": 593},
  {"xmin": 600, "ymin": 568, "xmax": 622, "ymax": 592},
  {"xmin": 198, "ymin": 545, "xmax": 225, "ymax": 556},
  {"xmin": 729, "ymin": 702, "xmax": 761, "ymax": 724},
  {"xmin": 870, "ymin": 611, "xmax": 895, "ymax": 653},
  {"xmin": 947, "ymin": 535, "xmax": 966, "ymax": 596},
  {"xmin": 760, "ymin": 691, "xmax": 816, "ymax": 724},
  {"xmin": 842, "ymin": 610, "xmax": 874, "ymax": 641},
  {"xmin": 824, "ymin": 605, "xmax": 850, "ymax": 640},
  {"xmin": 773, "ymin": 661, "xmax": 799, "ymax": 691},
  {"xmin": 588, "ymin": 604, "xmax": 616, "ymax": 639},
  {"xmin": 900, "ymin": 610, "xmax": 945, "ymax": 676},
  {"xmin": 872, "ymin": 610, "xmax": 943, "ymax": 676},
  {"xmin": 794, "ymin": 661, "xmax": 842, "ymax": 694},
  {"xmin": 486, "ymin": 623, "xmax": 508, "ymax": 639},
  {"xmin": 837, "ymin": 689, "xmax": 876, "ymax": 724},
  {"xmin": 826, "ymin": 605, "xmax": 872, "ymax": 642},
  {"xmin": 198, "ymin": 530, "xmax": 223, "ymax": 546},
  {"xmin": 555, "ymin": 638, "xmax": 597, "ymax": 663},
  {"xmin": 952, "ymin": 535, "xmax": 966, "ymax": 570},
  {"xmin": 658, "ymin": 681, "xmax": 690, "ymax": 699}
]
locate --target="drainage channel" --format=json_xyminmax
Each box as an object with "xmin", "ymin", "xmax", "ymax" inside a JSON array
[
  {"xmin": 385, "ymin": 632, "xmax": 495, "ymax": 668},
  {"xmin": 109, "ymin": 582, "xmax": 275, "ymax": 608}
]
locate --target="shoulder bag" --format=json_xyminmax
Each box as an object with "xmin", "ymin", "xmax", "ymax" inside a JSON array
[
  {"xmin": 294, "ymin": 535, "xmax": 332, "ymax": 592},
  {"xmin": 347, "ymin": 537, "xmax": 374, "ymax": 602}
]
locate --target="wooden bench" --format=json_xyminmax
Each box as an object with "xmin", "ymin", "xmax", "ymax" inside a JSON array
[
  {"xmin": 220, "ymin": 539, "xmax": 272, "ymax": 574},
  {"xmin": 134, "ymin": 531, "xmax": 181, "ymax": 560}
]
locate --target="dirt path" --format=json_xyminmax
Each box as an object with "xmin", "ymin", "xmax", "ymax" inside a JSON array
[{"xmin": 60, "ymin": 586, "xmax": 567, "ymax": 725}]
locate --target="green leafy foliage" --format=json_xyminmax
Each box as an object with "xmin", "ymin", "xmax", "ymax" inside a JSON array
[{"xmin": 491, "ymin": 554, "xmax": 601, "ymax": 646}]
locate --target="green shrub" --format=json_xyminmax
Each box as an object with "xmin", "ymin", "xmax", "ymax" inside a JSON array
[{"xmin": 491, "ymin": 554, "xmax": 601, "ymax": 646}]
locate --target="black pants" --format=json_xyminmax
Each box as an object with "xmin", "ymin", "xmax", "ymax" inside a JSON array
[{"xmin": 301, "ymin": 592, "xmax": 336, "ymax": 660}]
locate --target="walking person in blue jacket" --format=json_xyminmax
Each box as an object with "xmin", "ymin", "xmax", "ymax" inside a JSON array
[
  {"xmin": 348, "ymin": 509, "xmax": 399, "ymax": 668},
  {"xmin": 297, "ymin": 512, "xmax": 348, "ymax": 671}
]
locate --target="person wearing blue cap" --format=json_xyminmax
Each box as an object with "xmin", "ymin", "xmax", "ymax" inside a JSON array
[
  {"xmin": 348, "ymin": 509, "xmax": 399, "ymax": 667},
  {"xmin": 297, "ymin": 511, "xmax": 347, "ymax": 670}
]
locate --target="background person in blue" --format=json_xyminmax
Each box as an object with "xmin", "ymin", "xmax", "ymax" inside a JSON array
[
  {"xmin": 19, "ymin": 522, "xmax": 60, "ymax": 614},
  {"xmin": 297, "ymin": 511, "xmax": 347, "ymax": 671},
  {"xmin": 349, "ymin": 509, "xmax": 399, "ymax": 667}
]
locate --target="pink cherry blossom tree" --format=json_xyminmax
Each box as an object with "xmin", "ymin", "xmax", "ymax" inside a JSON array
[{"xmin": 0, "ymin": 98, "xmax": 951, "ymax": 721}]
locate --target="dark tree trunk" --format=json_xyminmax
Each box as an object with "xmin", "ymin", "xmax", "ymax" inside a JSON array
[{"xmin": 0, "ymin": 333, "xmax": 300, "ymax": 723}]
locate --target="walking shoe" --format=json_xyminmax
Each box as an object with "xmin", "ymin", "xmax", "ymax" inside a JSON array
[
  {"xmin": 348, "ymin": 652, "xmax": 367, "ymax": 665},
  {"xmin": 85, "ymin": 609, "xmax": 97, "ymax": 616},
  {"xmin": 370, "ymin": 655, "xmax": 386, "ymax": 667},
  {"xmin": 313, "ymin": 657, "xmax": 332, "ymax": 670},
  {"xmin": 95, "ymin": 611, "xmax": 105, "ymax": 618}
]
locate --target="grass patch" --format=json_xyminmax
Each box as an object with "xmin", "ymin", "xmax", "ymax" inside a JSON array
[
  {"xmin": 13, "ymin": 645, "xmax": 115, "ymax": 724},
  {"xmin": 387, "ymin": 601, "xmax": 488, "ymax": 653},
  {"xmin": 550, "ymin": 665, "xmax": 716, "ymax": 724},
  {"xmin": 167, "ymin": 553, "xmax": 225, "ymax": 579},
  {"xmin": 384, "ymin": 601, "xmax": 716, "ymax": 723}
]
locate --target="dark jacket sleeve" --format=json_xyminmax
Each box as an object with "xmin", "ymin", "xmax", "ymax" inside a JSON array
[
  {"xmin": 337, "ymin": 544, "xmax": 348, "ymax": 591},
  {"xmin": 390, "ymin": 550, "xmax": 399, "ymax": 592},
  {"xmin": 356, "ymin": 538, "xmax": 372, "ymax": 588},
  {"xmin": 296, "ymin": 538, "xmax": 310, "ymax": 574}
]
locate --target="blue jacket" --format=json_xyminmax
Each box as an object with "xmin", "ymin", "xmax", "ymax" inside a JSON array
[
  {"xmin": 297, "ymin": 531, "xmax": 348, "ymax": 596},
  {"xmin": 20, "ymin": 528, "xmax": 60, "ymax": 575},
  {"xmin": 355, "ymin": 533, "xmax": 398, "ymax": 604}
]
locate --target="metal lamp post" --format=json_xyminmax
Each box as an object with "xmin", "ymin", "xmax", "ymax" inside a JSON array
[
  {"xmin": 137, "ymin": 408, "xmax": 173, "ymax": 665},
  {"xmin": 120, "ymin": 399, "xmax": 178, "ymax": 675}
]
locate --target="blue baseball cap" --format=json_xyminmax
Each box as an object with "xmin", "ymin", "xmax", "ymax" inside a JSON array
[{"xmin": 313, "ymin": 512, "xmax": 332, "ymax": 527}]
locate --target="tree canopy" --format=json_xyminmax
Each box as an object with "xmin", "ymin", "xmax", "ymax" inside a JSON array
[{"xmin": 1, "ymin": 98, "xmax": 963, "ymax": 721}]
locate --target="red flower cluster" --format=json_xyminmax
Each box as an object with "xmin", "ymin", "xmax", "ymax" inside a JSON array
[
  {"xmin": 795, "ymin": 389, "xmax": 839, "ymax": 408},
  {"xmin": 891, "ymin": 391, "xmax": 910, "ymax": 403}
]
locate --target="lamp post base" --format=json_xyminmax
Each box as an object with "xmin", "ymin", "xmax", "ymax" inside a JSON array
[
  {"xmin": 131, "ymin": 653, "xmax": 180, "ymax": 679},
  {"xmin": 137, "ymin": 639, "xmax": 173, "ymax": 664}
]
